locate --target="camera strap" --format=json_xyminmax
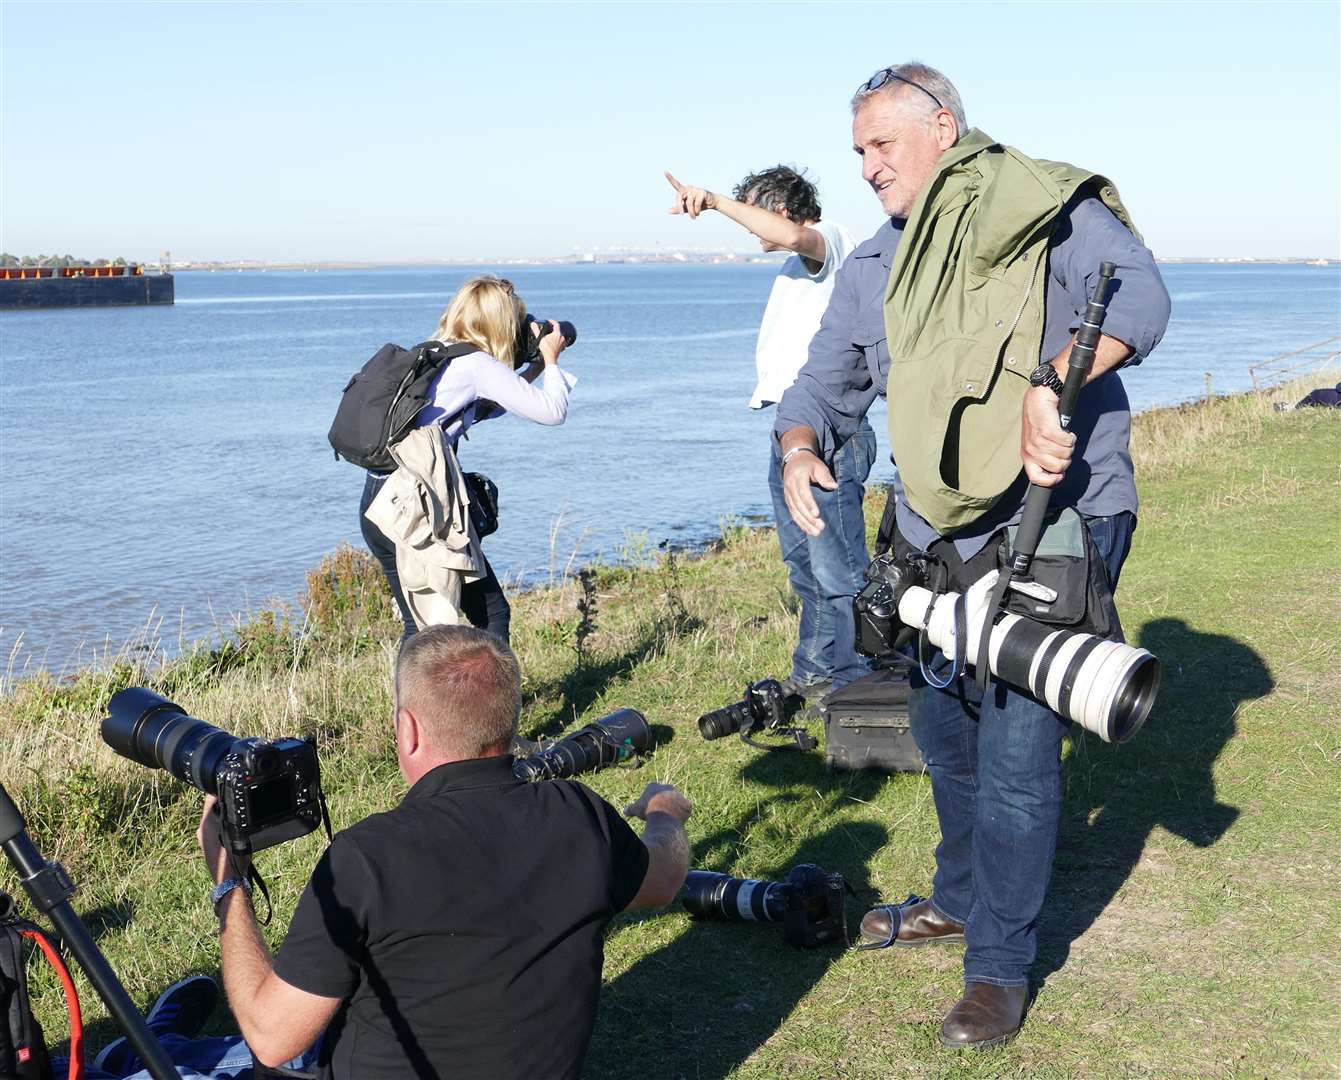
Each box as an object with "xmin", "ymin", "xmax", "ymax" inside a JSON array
[
  {"xmin": 232, "ymin": 793, "xmax": 332, "ymax": 928},
  {"xmin": 974, "ymin": 565, "xmax": 1015, "ymax": 697},
  {"xmin": 740, "ymin": 722, "xmax": 817, "ymax": 753},
  {"xmin": 915, "ymin": 557, "xmax": 969, "ymax": 690}
]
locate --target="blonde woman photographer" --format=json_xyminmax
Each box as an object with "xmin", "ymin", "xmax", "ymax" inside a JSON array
[{"xmin": 360, "ymin": 275, "xmax": 576, "ymax": 640}]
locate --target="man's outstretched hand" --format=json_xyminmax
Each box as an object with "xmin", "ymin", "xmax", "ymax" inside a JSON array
[
  {"xmin": 197, "ymin": 795, "xmax": 250, "ymax": 885},
  {"xmin": 625, "ymin": 782, "xmax": 692, "ymax": 824},
  {"xmin": 665, "ymin": 171, "xmax": 715, "ymax": 219}
]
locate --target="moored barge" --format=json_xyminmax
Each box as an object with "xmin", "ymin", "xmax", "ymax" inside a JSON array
[{"xmin": 0, "ymin": 264, "xmax": 174, "ymax": 310}]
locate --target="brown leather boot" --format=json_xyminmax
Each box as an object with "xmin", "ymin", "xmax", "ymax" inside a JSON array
[
  {"xmin": 858, "ymin": 896, "xmax": 965, "ymax": 949},
  {"xmin": 938, "ymin": 982, "xmax": 1029, "ymax": 1049}
]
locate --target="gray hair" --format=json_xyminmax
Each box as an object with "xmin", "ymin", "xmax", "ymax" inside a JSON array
[
  {"xmin": 851, "ymin": 61, "xmax": 967, "ymax": 141},
  {"xmin": 396, "ymin": 624, "xmax": 521, "ymax": 758}
]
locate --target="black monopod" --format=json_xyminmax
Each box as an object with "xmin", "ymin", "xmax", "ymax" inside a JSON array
[
  {"xmin": 0, "ymin": 781, "xmax": 179, "ymax": 1080},
  {"xmin": 971, "ymin": 261, "xmax": 1135, "ymax": 694},
  {"xmin": 1009, "ymin": 260, "xmax": 1117, "ymax": 578}
]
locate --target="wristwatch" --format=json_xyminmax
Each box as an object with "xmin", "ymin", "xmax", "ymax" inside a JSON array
[
  {"xmin": 1028, "ymin": 362, "xmax": 1065, "ymax": 397},
  {"xmin": 211, "ymin": 877, "xmax": 252, "ymax": 911}
]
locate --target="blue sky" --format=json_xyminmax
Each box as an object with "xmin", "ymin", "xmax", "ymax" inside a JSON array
[{"xmin": 3, "ymin": 1, "xmax": 1338, "ymax": 261}]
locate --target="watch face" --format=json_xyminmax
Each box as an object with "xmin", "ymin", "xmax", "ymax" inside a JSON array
[{"xmin": 1030, "ymin": 365, "xmax": 1060, "ymax": 390}]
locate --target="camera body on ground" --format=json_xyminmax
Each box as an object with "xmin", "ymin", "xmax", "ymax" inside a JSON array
[
  {"xmin": 698, "ymin": 678, "xmax": 807, "ymax": 740},
  {"xmin": 512, "ymin": 708, "xmax": 650, "ymax": 782},
  {"xmin": 681, "ymin": 863, "xmax": 847, "ymax": 948},
  {"xmin": 103, "ymin": 688, "xmax": 325, "ymax": 854}
]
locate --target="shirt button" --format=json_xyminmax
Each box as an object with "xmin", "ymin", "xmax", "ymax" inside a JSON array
[
  {"xmin": 1007, "ymin": 357, "xmax": 1017, "ymax": 365},
  {"xmin": 965, "ymin": 383, "xmax": 975, "ymax": 392},
  {"xmin": 995, "ymin": 319, "xmax": 1004, "ymax": 328}
]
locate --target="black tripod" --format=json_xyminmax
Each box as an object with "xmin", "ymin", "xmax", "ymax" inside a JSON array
[{"xmin": 0, "ymin": 781, "xmax": 179, "ymax": 1080}]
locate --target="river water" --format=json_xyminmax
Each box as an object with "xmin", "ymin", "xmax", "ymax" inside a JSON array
[{"xmin": 1, "ymin": 262, "xmax": 1336, "ymax": 673}]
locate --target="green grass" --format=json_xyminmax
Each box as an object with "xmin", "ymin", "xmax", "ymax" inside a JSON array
[{"xmin": 3, "ymin": 375, "xmax": 1338, "ymax": 1077}]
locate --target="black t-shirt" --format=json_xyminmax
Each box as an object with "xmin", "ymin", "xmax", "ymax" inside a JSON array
[{"xmin": 272, "ymin": 755, "xmax": 649, "ymax": 1080}]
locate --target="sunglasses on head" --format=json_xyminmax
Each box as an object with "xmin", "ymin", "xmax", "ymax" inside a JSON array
[{"xmin": 857, "ymin": 68, "xmax": 945, "ymax": 111}]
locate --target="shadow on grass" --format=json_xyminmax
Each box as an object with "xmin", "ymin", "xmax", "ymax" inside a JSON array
[
  {"xmin": 522, "ymin": 614, "xmax": 703, "ymax": 740},
  {"xmin": 1036, "ymin": 616, "xmax": 1271, "ymax": 985},
  {"xmin": 588, "ymin": 753, "xmax": 890, "ymax": 1080}
]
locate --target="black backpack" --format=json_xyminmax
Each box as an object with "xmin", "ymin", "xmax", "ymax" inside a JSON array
[
  {"xmin": 1, "ymin": 896, "xmax": 55, "ymax": 1080},
  {"xmin": 328, "ymin": 340, "xmax": 478, "ymax": 472}
]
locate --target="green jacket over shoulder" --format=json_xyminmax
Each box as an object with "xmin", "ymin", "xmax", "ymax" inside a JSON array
[{"xmin": 882, "ymin": 128, "xmax": 1141, "ymax": 534}]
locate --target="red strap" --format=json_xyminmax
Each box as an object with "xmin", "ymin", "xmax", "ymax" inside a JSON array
[{"xmin": 20, "ymin": 928, "xmax": 83, "ymax": 1080}]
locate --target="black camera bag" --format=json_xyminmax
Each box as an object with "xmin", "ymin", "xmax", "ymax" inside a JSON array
[
  {"xmin": 464, "ymin": 472, "xmax": 500, "ymax": 538},
  {"xmin": 328, "ymin": 341, "xmax": 478, "ymax": 472},
  {"xmin": 1, "ymin": 898, "xmax": 54, "ymax": 1080},
  {"xmin": 821, "ymin": 661, "xmax": 924, "ymax": 773}
]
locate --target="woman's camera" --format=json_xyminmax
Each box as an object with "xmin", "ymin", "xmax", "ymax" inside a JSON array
[{"xmin": 516, "ymin": 313, "xmax": 578, "ymax": 363}]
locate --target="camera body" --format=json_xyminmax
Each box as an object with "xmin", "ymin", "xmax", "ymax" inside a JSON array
[
  {"xmin": 517, "ymin": 313, "xmax": 578, "ymax": 363},
  {"xmin": 680, "ymin": 862, "xmax": 847, "ymax": 948},
  {"xmin": 852, "ymin": 551, "xmax": 932, "ymax": 658},
  {"xmin": 213, "ymin": 738, "xmax": 324, "ymax": 854},
  {"xmin": 102, "ymin": 687, "xmax": 325, "ymax": 855},
  {"xmin": 778, "ymin": 863, "xmax": 847, "ymax": 948},
  {"xmin": 697, "ymin": 678, "xmax": 797, "ymax": 741}
]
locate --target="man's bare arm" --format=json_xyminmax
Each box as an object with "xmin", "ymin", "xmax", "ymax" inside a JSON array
[
  {"xmin": 213, "ymin": 890, "xmax": 341, "ymax": 1067},
  {"xmin": 665, "ymin": 172, "xmax": 827, "ymax": 269},
  {"xmin": 198, "ymin": 799, "xmax": 340, "ymax": 1068},
  {"xmin": 622, "ymin": 783, "xmax": 692, "ymax": 911}
]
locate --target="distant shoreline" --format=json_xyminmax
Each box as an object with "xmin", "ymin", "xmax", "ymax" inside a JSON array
[{"xmin": 163, "ymin": 256, "xmax": 1340, "ymax": 273}]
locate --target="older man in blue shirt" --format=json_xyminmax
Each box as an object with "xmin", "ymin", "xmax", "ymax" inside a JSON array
[{"xmin": 775, "ymin": 62, "xmax": 1170, "ymax": 1049}]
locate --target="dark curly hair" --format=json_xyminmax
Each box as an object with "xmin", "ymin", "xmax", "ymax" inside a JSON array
[{"xmin": 732, "ymin": 165, "xmax": 822, "ymax": 222}]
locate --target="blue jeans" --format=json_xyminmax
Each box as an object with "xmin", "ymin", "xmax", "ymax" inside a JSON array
[
  {"xmin": 64, "ymin": 1034, "xmax": 315, "ymax": 1079},
  {"xmin": 908, "ymin": 512, "xmax": 1135, "ymax": 987},
  {"xmin": 359, "ymin": 471, "xmax": 511, "ymax": 642},
  {"xmin": 767, "ymin": 420, "xmax": 876, "ymax": 688}
]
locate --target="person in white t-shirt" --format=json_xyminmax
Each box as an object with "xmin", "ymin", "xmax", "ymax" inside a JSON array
[{"xmin": 667, "ymin": 166, "xmax": 874, "ymax": 694}]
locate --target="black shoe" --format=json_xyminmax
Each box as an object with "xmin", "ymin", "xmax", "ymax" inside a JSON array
[{"xmin": 94, "ymin": 974, "xmax": 220, "ymax": 1075}]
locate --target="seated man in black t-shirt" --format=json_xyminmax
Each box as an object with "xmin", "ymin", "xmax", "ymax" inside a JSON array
[{"xmin": 195, "ymin": 624, "xmax": 693, "ymax": 1080}]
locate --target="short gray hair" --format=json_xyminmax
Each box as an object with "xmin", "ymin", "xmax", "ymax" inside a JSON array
[
  {"xmin": 396, "ymin": 624, "xmax": 521, "ymax": 758},
  {"xmin": 851, "ymin": 61, "xmax": 967, "ymax": 141}
]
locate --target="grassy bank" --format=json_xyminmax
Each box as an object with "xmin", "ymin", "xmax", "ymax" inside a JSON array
[{"xmin": 3, "ymin": 374, "xmax": 1338, "ymax": 1078}]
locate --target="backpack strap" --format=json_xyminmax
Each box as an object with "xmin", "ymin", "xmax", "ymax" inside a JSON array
[
  {"xmin": 413, "ymin": 341, "xmax": 486, "ymax": 437},
  {"xmin": 20, "ymin": 927, "xmax": 80, "ymax": 1080}
]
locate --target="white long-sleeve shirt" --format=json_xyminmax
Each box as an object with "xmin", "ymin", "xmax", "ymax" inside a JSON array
[{"xmin": 415, "ymin": 349, "xmax": 577, "ymax": 447}]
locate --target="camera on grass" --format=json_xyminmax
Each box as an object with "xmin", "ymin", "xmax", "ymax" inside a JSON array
[
  {"xmin": 680, "ymin": 863, "xmax": 847, "ymax": 949},
  {"xmin": 853, "ymin": 552, "xmax": 1159, "ymax": 744},
  {"xmin": 697, "ymin": 679, "xmax": 816, "ymax": 751},
  {"xmin": 102, "ymin": 687, "xmax": 325, "ymax": 855},
  {"xmin": 512, "ymin": 709, "xmax": 651, "ymax": 782}
]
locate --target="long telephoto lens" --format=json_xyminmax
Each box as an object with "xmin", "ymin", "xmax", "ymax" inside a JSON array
[
  {"xmin": 513, "ymin": 708, "xmax": 650, "ymax": 782},
  {"xmin": 697, "ymin": 701, "xmax": 750, "ymax": 741},
  {"xmin": 102, "ymin": 687, "xmax": 243, "ymax": 794},
  {"xmin": 896, "ymin": 585, "xmax": 1161, "ymax": 743},
  {"xmin": 681, "ymin": 870, "xmax": 786, "ymax": 923}
]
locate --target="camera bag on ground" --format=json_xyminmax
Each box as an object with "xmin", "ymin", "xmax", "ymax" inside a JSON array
[
  {"xmin": 328, "ymin": 340, "xmax": 478, "ymax": 472},
  {"xmin": 821, "ymin": 659, "xmax": 924, "ymax": 773},
  {"xmin": 1, "ymin": 891, "xmax": 69, "ymax": 1080}
]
